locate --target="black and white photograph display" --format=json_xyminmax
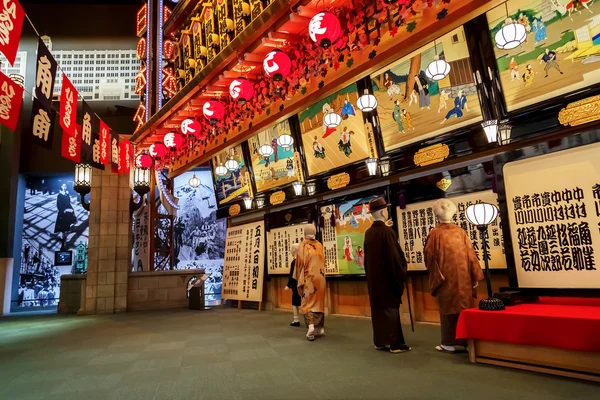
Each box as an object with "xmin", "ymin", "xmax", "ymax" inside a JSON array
[
  {"xmin": 397, "ymin": 190, "xmax": 506, "ymax": 271},
  {"xmin": 173, "ymin": 169, "xmax": 226, "ymax": 302},
  {"xmin": 18, "ymin": 176, "xmax": 89, "ymax": 308},
  {"xmin": 504, "ymin": 142, "xmax": 600, "ymax": 288}
]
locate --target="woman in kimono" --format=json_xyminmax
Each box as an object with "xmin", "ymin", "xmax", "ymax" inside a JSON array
[
  {"xmin": 338, "ymin": 127, "xmax": 354, "ymax": 157},
  {"xmin": 393, "ymin": 100, "xmax": 405, "ymax": 133},
  {"xmin": 356, "ymin": 246, "xmax": 364, "ymax": 268},
  {"xmin": 344, "ymin": 236, "xmax": 354, "ymax": 261},
  {"xmin": 413, "ymin": 74, "xmax": 430, "ymax": 110},
  {"xmin": 285, "ymin": 243, "xmax": 302, "ymax": 327},
  {"xmin": 424, "ymin": 199, "xmax": 484, "ymax": 353},
  {"xmin": 341, "ymin": 99, "xmax": 356, "ymax": 118},
  {"xmin": 293, "ymin": 225, "xmax": 326, "ymax": 341},
  {"xmin": 532, "ymin": 19, "xmax": 546, "ymax": 45},
  {"xmin": 313, "ymin": 136, "xmax": 326, "ymax": 159}
]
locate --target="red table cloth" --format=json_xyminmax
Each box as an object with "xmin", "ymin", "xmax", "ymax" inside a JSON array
[{"xmin": 456, "ymin": 298, "xmax": 600, "ymax": 352}]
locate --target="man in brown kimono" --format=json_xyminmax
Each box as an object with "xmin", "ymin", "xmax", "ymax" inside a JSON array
[
  {"xmin": 364, "ymin": 197, "xmax": 411, "ymax": 353},
  {"xmin": 424, "ymin": 199, "xmax": 484, "ymax": 353}
]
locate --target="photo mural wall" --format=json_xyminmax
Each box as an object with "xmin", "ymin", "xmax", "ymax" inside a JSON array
[
  {"xmin": 298, "ymin": 83, "xmax": 370, "ymax": 176},
  {"xmin": 173, "ymin": 169, "xmax": 226, "ymax": 302},
  {"xmin": 487, "ymin": 0, "xmax": 600, "ymax": 111},
  {"xmin": 211, "ymin": 145, "xmax": 249, "ymax": 205},
  {"xmin": 248, "ymin": 120, "xmax": 298, "ymax": 193},
  {"xmin": 320, "ymin": 192, "xmax": 385, "ymax": 275},
  {"xmin": 18, "ymin": 176, "xmax": 89, "ymax": 308},
  {"xmin": 371, "ymin": 26, "xmax": 482, "ymax": 152}
]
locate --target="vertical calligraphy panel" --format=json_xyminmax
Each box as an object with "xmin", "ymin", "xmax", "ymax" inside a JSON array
[
  {"xmin": 320, "ymin": 205, "xmax": 339, "ymax": 275},
  {"xmin": 267, "ymin": 224, "xmax": 307, "ymax": 274}
]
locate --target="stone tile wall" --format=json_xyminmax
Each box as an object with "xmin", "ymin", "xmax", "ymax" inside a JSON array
[{"xmin": 127, "ymin": 269, "xmax": 204, "ymax": 311}]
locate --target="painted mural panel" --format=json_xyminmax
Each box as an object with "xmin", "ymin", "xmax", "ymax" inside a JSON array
[
  {"xmin": 248, "ymin": 120, "xmax": 297, "ymax": 193},
  {"xmin": 487, "ymin": 0, "xmax": 600, "ymax": 111},
  {"xmin": 371, "ymin": 26, "xmax": 482, "ymax": 152},
  {"xmin": 211, "ymin": 145, "xmax": 249, "ymax": 205},
  {"xmin": 298, "ymin": 83, "xmax": 370, "ymax": 176}
]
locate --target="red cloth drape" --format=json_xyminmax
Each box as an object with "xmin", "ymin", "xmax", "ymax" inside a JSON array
[{"xmin": 456, "ymin": 299, "xmax": 600, "ymax": 352}]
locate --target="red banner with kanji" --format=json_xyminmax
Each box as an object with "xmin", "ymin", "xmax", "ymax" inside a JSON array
[
  {"xmin": 59, "ymin": 75, "xmax": 77, "ymax": 134},
  {"xmin": 0, "ymin": 1, "xmax": 25, "ymax": 66},
  {"xmin": 99, "ymin": 119, "xmax": 110, "ymax": 165},
  {"xmin": 119, "ymin": 139, "xmax": 132, "ymax": 174},
  {"xmin": 0, "ymin": 70, "xmax": 23, "ymax": 130},
  {"xmin": 61, "ymin": 123, "xmax": 81, "ymax": 163}
]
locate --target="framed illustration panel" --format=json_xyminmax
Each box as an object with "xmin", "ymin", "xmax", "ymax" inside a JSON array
[
  {"xmin": 248, "ymin": 120, "xmax": 298, "ymax": 193},
  {"xmin": 371, "ymin": 26, "xmax": 482, "ymax": 152},
  {"xmin": 487, "ymin": 1, "xmax": 600, "ymax": 112},
  {"xmin": 211, "ymin": 145, "xmax": 249, "ymax": 205},
  {"xmin": 298, "ymin": 83, "xmax": 370, "ymax": 176},
  {"xmin": 504, "ymin": 142, "xmax": 600, "ymax": 289}
]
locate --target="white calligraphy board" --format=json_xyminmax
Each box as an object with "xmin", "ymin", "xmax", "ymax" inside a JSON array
[
  {"xmin": 504, "ymin": 142, "xmax": 600, "ymax": 288},
  {"xmin": 320, "ymin": 205, "xmax": 340, "ymax": 275},
  {"xmin": 397, "ymin": 190, "xmax": 506, "ymax": 271},
  {"xmin": 267, "ymin": 224, "xmax": 308, "ymax": 275},
  {"xmin": 222, "ymin": 221, "xmax": 266, "ymax": 302}
]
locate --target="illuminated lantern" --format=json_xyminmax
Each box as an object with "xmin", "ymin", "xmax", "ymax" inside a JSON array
[
  {"xmin": 164, "ymin": 131, "xmax": 184, "ymax": 150},
  {"xmin": 180, "ymin": 118, "xmax": 202, "ymax": 139},
  {"xmin": 309, "ymin": 12, "xmax": 341, "ymax": 49},
  {"xmin": 149, "ymin": 142, "xmax": 168, "ymax": 159},
  {"xmin": 136, "ymin": 152, "xmax": 153, "ymax": 168},
  {"xmin": 495, "ymin": 21, "xmax": 526, "ymax": 50},
  {"xmin": 229, "ymin": 78, "xmax": 254, "ymax": 105},
  {"xmin": 425, "ymin": 55, "xmax": 451, "ymax": 81},
  {"xmin": 263, "ymin": 50, "xmax": 291, "ymax": 82},
  {"xmin": 203, "ymin": 100, "xmax": 225, "ymax": 124}
]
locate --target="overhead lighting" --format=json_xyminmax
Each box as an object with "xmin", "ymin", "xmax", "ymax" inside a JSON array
[
  {"xmin": 243, "ymin": 197, "xmax": 253, "ymax": 209},
  {"xmin": 74, "ymin": 163, "xmax": 92, "ymax": 211},
  {"xmin": 356, "ymin": 89, "xmax": 377, "ymax": 112},
  {"xmin": 495, "ymin": 21, "xmax": 526, "ymax": 50},
  {"xmin": 292, "ymin": 181, "xmax": 303, "ymax": 196},
  {"xmin": 188, "ymin": 173, "xmax": 200, "ymax": 188},
  {"xmin": 498, "ymin": 123, "xmax": 512, "ymax": 145},
  {"xmin": 256, "ymin": 198, "xmax": 265, "ymax": 208},
  {"xmin": 306, "ymin": 183, "xmax": 316, "ymax": 196},
  {"xmin": 323, "ymin": 112, "xmax": 342, "ymax": 128},
  {"xmin": 225, "ymin": 155, "xmax": 240, "ymax": 171},
  {"xmin": 481, "ymin": 119, "xmax": 498, "ymax": 143},
  {"xmin": 133, "ymin": 167, "xmax": 151, "ymax": 196},
  {"xmin": 308, "ymin": 12, "xmax": 341, "ymax": 49},
  {"xmin": 215, "ymin": 163, "xmax": 228, "ymax": 176},
  {"xmin": 366, "ymin": 158, "xmax": 378, "ymax": 176},
  {"xmin": 379, "ymin": 160, "xmax": 390, "ymax": 176},
  {"xmin": 425, "ymin": 55, "xmax": 451, "ymax": 81},
  {"xmin": 277, "ymin": 133, "xmax": 294, "ymax": 150},
  {"xmin": 258, "ymin": 144, "xmax": 274, "ymax": 158}
]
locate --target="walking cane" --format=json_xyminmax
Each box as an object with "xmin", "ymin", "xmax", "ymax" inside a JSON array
[{"xmin": 406, "ymin": 281, "xmax": 415, "ymax": 332}]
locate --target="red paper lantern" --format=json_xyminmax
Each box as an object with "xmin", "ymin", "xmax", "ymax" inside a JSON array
[
  {"xmin": 163, "ymin": 131, "xmax": 184, "ymax": 150},
  {"xmin": 263, "ymin": 50, "xmax": 291, "ymax": 81},
  {"xmin": 136, "ymin": 152, "xmax": 153, "ymax": 168},
  {"xmin": 309, "ymin": 12, "xmax": 341, "ymax": 49},
  {"xmin": 149, "ymin": 142, "xmax": 168, "ymax": 159},
  {"xmin": 229, "ymin": 78, "xmax": 254, "ymax": 105},
  {"xmin": 203, "ymin": 100, "xmax": 225, "ymax": 125},
  {"xmin": 180, "ymin": 118, "xmax": 202, "ymax": 139}
]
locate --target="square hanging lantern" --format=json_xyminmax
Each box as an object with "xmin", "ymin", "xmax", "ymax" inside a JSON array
[
  {"xmin": 243, "ymin": 197, "xmax": 253, "ymax": 210},
  {"xmin": 74, "ymin": 163, "xmax": 92, "ymax": 195},
  {"xmin": 481, "ymin": 119, "xmax": 498, "ymax": 143},
  {"xmin": 366, "ymin": 158, "xmax": 378, "ymax": 176},
  {"xmin": 256, "ymin": 198, "xmax": 265, "ymax": 208},
  {"xmin": 498, "ymin": 123, "xmax": 512, "ymax": 146},
  {"xmin": 379, "ymin": 160, "xmax": 390, "ymax": 176},
  {"xmin": 133, "ymin": 167, "xmax": 151, "ymax": 196},
  {"xmin": 292, "ymin": 181, "xmax": 303, "ymax": 196},
  {"xmin": 306, "ymin": 183, "xmax": 316, "ymax": 196}
]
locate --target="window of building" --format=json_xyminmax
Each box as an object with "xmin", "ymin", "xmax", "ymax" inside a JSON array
[
  {"xmin": 124, "ymin": 93, "xmax": 129, "ymax": 99},
  {"xmin": 95, "ymin": 93, "xmax": 100, "ymax": 99}
]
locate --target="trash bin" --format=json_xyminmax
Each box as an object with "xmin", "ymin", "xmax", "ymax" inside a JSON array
[{"xmin": 188, "ymin": 275, "xmax": 211, "ymax": 311}]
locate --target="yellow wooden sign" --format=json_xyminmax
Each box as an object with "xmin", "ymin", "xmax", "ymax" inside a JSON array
[
  {"xmin": 413, "ymin": 144, "xmax": 450, "ymax": 167},
  {"xmin": 245, "ymin": 171, "xmax": 254, "ymax": 199},
  {"xmin": 327, "ymin": 173, "xmax": 350, "ymax": 190},
  {"xmin": 270, "ymin": 191, "xmax": 286, "ymax": 205},
  {"xmin": 216, "ymin": 0, "xmax": 233, "ymax": 49},
  {"xmin": 365, "ymin": 121, "xmax": 378, "ymax": 159},
  {"xmin": 232, "ymin": 0, "xmax": 250, "ymax": 37},
  {"xmin": 201, "ymin": 5, "xmax": 219, "ymax": 63},
  {"xmin": 294, "ymin": 152, "xmax": 304, "ymax": 184},
  {"xmin": 558, "ymin": 95, "xmax": 600, "ymax": 127},
  {"xmin": 229, "ymin": 204, "xmax": 241, "ymax": 216},
  {"xmin": 191, "ymin": 18, "xmax": 207, "ymax": 71}
]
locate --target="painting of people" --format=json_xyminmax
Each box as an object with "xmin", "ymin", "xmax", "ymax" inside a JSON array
[
  {"xmin": 298, "ymin": 83, "xmax": 370, "ymax": 176},
  {"xmin": 211, "ymin": 145, "xmax": 249, "ymax": 205},
  {"xmin": 248, "ymin": 120, "xmax": 298, "ymax": 193},
  {"xmin": 370, "ymin": 26, "xmax": 482, "ymax": 152},
  {"xmin": 488, "ymin": 0, "xmax": 600, "ymax": 111}
]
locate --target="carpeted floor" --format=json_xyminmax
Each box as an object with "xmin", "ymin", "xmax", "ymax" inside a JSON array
[{"xmin": 0, "ymin": 307, "xmax": 597, "ymax": 400}]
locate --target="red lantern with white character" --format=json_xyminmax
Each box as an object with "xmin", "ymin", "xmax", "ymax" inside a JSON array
[
  {"xmin": 164, "ymin": 131, "xmax": 184, "ymax": 150},
  {"xmin": 136, "ymin": 152, "xmax": 153, "ymax": 168},
  {"xmin": 180, "ymin": 118, "xmax": 202, "ymax": 138},
  {"xmin": 229, "ymin": 78, "xmax": 254, "ymax": 104},
  {"xmin": 149, "ymin": 142, "xmax": 168, "ymax": 159},
  {"xmin": 263, "ymin": 50, "xmax": 291, "ymax": 81},
  {"xmin": 309, "ymin": 12, "xmax": 341, "ymax": 48},
  {"xmin": 203, "ymin": 100, "xmax": 225, "ymax": 125}
]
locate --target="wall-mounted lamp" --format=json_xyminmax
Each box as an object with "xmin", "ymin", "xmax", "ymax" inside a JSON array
[{"xmin": 73, "ymin": 163, "xmax": 92, "ymax": 211}]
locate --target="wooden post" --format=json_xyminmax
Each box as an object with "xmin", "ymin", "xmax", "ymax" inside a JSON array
[
  {"xmin": 468, "ymin": 339, "xmax": 476, "ymax": 363},
  {"xmin": 238, "ymin": 300, "xmax": 242, "ymax": 310},
  {"xmin": 258, "ymin": 301, "xmax": 262, "ymax": 311}
]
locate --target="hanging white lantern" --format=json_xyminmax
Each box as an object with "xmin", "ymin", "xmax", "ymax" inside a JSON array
[
  {"xmin": 323, "ymin": 112, "xmax": 342, "ymax": 128},
  {"xmin": 306, "ymin": 183, "xmax": 316, "ymax": 196},
  {"xmin": 277, "ymin": 133, "xmax": 294, "ymax": 150},
  {"xmin": 225, "ymin": 156, "xmax": 240, "ymax": 171},
  {"xmin": 356, "ymin": 89, "xmax": 377, "ymax": 112},
  {"xmin": 243, "ymin": 197, "xmax": 253, "ymax": 209},
  {"xmin": 256, "ymin": 198, "xmax": 265, "ymax": 208},
  {"xmin": 495, "ymin": 22, "xmax": 526, "ymax": 50},
  {"xmin": 366, "ymin": 158, "xmax": 378, "ymax": 176},
  {"xmin": 498, "ymin": 123, "xmax": 512, "ymax": 145},
  {"xmin": 465, "ymin": 203, "xmax": 499, "ymax": 227},
  {"xmin": 379, "ymin": 160, "xmax": 390, "ymax": 176},
  {"xmin": 425, "ymin": 55, "xmax": 451, "ymax": 81},
  {"xmin": 215, "ymin": 163, "xmax": 228, "ymax": 176},
  {"xmin": 188, "ymin": 173, "xmax": 201, "ymax": 188},
  {"xmin": 258, "ymin": 144, "xmax": 274, "ymax": 158},
  {"xmin": 482, "ymin": 120, "xmax": 499, "ymax": 143},
  {"xmin": 292, "ymin": 181, "xmax": 303, "ymax": 196}
]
